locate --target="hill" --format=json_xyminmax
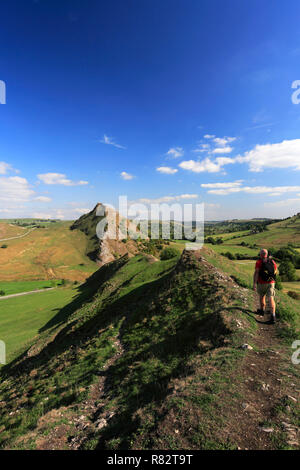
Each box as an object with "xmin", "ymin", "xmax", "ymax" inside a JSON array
[
  {"xmin": 70, "ymin": 203, "xmax": 141, "ymax": 265},
  {"xmin": 209, "ymin": 213, "xmax": 300, "ymax": 248},
  {"xmin": 0, "ymin": 220, "xmax": 98, "ymax": 283},
  {"xmin": 0, "ymin": 248, "xmax": 298, "ymax": 450}
]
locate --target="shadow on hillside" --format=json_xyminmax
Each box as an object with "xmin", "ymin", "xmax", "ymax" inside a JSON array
[
  {"xmin": 1, "ymin": 256, "xmax": 129, "ymax": 377},
  {"xmin": 88, "ymin": 303, "xmax": 261, "ymax": 449},
  {"xmin": 0, "ymin": 251, "xmax": 256, "ymax": 450},
  {"xmin": 223, "ymin": 306, "xmax": 275, "ymax": 325},
  {"xmin": 39, "ymin": 256, "xmax": 129, "ymax": 333}
]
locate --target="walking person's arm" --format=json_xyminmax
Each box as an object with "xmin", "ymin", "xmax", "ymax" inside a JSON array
[{"xmin": 253, "ymin": 268, "xmax": 259, "ymax": 291}]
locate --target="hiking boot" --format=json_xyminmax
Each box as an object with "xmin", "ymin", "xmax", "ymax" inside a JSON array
[
  {"xmin": 266, "ymin": 316, "xmax": 276, "ymax": 325},
  {"xmin": 256, "ymin": 308, "xmax": 265, "ymax": 316}
]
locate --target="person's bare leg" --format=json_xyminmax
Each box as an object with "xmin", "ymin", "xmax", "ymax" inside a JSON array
[
  {"xmin": 260, "ymin": 295, "xmax": 266, "ymax": 312},
  {"xmin": 269, "ymin": 297, "xmax": 276, "ymax": 317}
]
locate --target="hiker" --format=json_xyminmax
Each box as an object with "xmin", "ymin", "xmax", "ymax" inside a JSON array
[{"xmin": 253, "ymin": 248, "xmax": 277, "ymax": 324}]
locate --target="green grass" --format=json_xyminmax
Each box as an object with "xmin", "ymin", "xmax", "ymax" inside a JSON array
[
  {"xmin": 0, "ymin": 280, "xmax": 62, "ymax": 296},
  {"xmin": 0, "ymin": 247, "xmax": 298, "ymax": 450},
  {"xmin": 0, "ymin": 250, "xmax": 255, "ymax": 450},
  {"xmin": 208, "ymin": 230, "xmax": 251, "ymax": 241},
  {"xmin": 0, "ymin": 287, "xmax": 76, "ymax": 362},
  {"xmin": 208, "ymin": 244, "xmax": 258, "ymax": 256}
]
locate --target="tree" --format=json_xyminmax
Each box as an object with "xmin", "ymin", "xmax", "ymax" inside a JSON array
[{"xmin": 279, "ymin": 260, "xmax": 297, "ymax": 282}]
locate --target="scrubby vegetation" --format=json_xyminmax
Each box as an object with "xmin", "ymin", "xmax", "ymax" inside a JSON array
[{"xmin": 160, "ymin": 246, "xmax": 180, "ymax": 260}]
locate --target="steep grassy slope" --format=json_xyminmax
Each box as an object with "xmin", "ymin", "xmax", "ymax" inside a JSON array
[
  {"xmin": 0, "ymin": 249, "xmax": 298, "ymax": 450},
  {"xmin": 0, "ymin": 287, "xmax": 77, "ymax": 363},
  {"xmin": 0, "ymin": 221, "xmax": 97, "ymax": 282}
]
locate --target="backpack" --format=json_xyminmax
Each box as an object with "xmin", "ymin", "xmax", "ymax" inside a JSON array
[{"xmin": 259, "ymin": 258, "xmax": 276, "ymax": 282}]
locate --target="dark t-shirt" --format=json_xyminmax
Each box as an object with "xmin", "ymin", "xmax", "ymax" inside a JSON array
[{"xmin": 255, "ymin": 258, "xmax": 277, "ymax": 284}]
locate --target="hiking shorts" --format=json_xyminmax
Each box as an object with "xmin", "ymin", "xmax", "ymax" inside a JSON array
[{"xmin": 257, "ymin": 283, "xmax": 276, "ymax": 298}]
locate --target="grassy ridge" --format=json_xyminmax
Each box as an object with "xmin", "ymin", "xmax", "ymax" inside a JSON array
[{"xmin": 0, "ymin": 250, "xmax": 258, "ymax": 450}]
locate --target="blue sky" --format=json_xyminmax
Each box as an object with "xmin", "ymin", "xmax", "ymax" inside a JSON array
[{"xmin": 1, "ymin": 0, "xmax": 300, "ymax": 220}]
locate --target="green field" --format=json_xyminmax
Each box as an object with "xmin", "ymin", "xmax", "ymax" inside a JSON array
[
  {"xmin": 0, "ymin": 280, "xmax": 62, "ymax": 296},
  {"xmin": 0, "ymin": 287, "xmax": 77, "ymax": 363}
]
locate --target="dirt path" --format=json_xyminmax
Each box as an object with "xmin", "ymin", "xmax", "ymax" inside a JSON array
[
  {"xmin": 0, "ymin": 288, "xmax": 56, "ymax": 301},
  {"xmin": 225, "ymin": 297, "xmax": 299, "ymax": 449},
  {"xmin": 0, "ymin": 227, "xmax": 36, "ymax": 242}
]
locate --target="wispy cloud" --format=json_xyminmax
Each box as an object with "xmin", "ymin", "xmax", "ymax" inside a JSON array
[
  {"xmin": 120, "ymin": 171, "xmax": 134, "ymax": 180},
  {"xmin": 0, "ymin": 161, "xmax": 19, "ymax": 175},
  {"xmin": 100, "ymin": 134, "xmax": 126, "ymax": 149},
  {"xmin": 136, "ymin": 194, "xmax": 198, "ymax": 204},
  {"xmin": 245, "ymin": 122, "xmax": 276, "ymax": 131},
  {"xmin": 34, "ymin": 196, "xmax": 52, "ymax": 202},
  {"xmin": 201, "ymin": 181, "xmax": 244, "ymax": 189},
  {"xmin": 202, "ymin": 182, "xmax": 300, "ymax": 196},
  {"xmin": 165, "ymin": 147, "xmax": 184, "ymax": 158},
  {"xmin": 38, "ymin": 173, "xmax": 88, "ymax": 186},
  {"xmin": 193, "ymin": 135, "xmax": 236, "ymax": 155},
  {"xmin": 264, "ymin": 198, "xmax": 300, "ymax": 208}
]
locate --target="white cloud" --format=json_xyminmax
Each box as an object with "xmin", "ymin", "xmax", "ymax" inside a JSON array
[
  {"xmin": 179, "ymin": 157, "xmax": 235, "ymax": 173},
  {"xmin": 34, "ymin": 196, "xmax": 52, "ymax": 202},
  {"xmin": 192, "ymin": 143, "xmax": 210, "ymax": 153},
  {"xmin": 166, "ymin": 147, "xmax": 184, "ymax": 158},
  {"xmin": 0, "ymin": 161, "xmax": 19, "ymax": 175},
  {"xmin": 32, "ymin": 206, "xmax": 92, "ymax": 220},
  {"xmin": 237, "ymin": 139, "xmax": 300, "ymax": 172},
  {"xmin": 204, "ymin": 184, "xmax": 300, "ymax": 196},
  {"xmin": 0, "ymin": 176, "xmax": 35, "ymax": 202},
  {"xmin": 73, "ymin": 208, "xmax": 90, "ymax": 214},
  {"xmin": 32, "ymin": 212, "xmax": 53, "ymax": 219},
  {"xmin": 264, "ymin": 198, "xmax": 300, "ymax": 208},
  {"xmin": 156, "ymin": 166, "xmax": 178, "ymax": 174},
  {"xmin": 193, "ymin": 135, "xmax": 236, "ymax": 156},
  {"xmin": 120, "ymin": 171, "xmax": 134, "ymax": 180},
  {"xmin": 38, "ymin": 173, "xmax": 88, "ymax": 186},
  {"xmin": 136, "ymin": 194, "xmax": 198, "ymax": 204},
  {"xmin": 201, "ymin": 181, "xmax": 243, "ymax": 189},
  {"xmin": 0, "ymin": 162, "xmax": 13, "ymax": 175},
  {"xmin": 213, "ymin": 137, "xmax": 236, "ymax": 146},
  {"xmin": 212, "ymin": 146, "xmax": 233, "ymax": 154},
  {"xmin": 100, "ymin": 134, "xmax": 126, "ymax": 149}
]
